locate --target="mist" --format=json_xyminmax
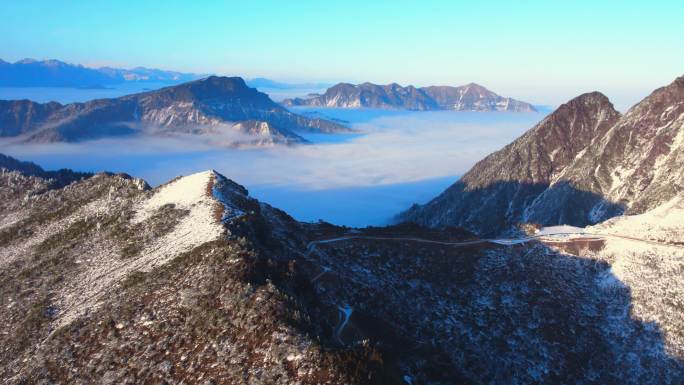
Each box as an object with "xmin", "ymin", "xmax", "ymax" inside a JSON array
[{"xmin": 1, "ymin": 108, "xmax": 546, "ymax": 226}]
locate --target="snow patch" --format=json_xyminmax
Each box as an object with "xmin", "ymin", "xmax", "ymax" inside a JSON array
[
  {"xmin": 56, "ymin": 171, "xmax": 229, "ymax": 329},
  {"xmin": 590, "ymin": 196, "xmax": 684, "ymax": 244},
  {"xmin": 535, "ymin": 225, "xmax": 586, "ymax": 236}
]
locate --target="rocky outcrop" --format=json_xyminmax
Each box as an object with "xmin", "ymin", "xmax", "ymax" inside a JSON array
[
  {"xmin": 0, "ymin": 76, "xmax": 350, "ymax": 144},
  {"xmin": 282, "ymin": 82, "xmax": 537, "ymax": 112}
]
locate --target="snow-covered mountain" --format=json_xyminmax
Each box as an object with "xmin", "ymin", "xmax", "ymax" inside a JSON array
[
  {"xmin": 399, "ymin": 75, "xmax": 684, "ymax": 236},
  {"xmin": 0, "ymin": 76, "xmax": 350, "ymax": 145},
  {"xmin": 1, "ymin": 153, "xmax": 682, "ymax": 384},
  {"xmin": 282, "ymin": 82, "xmax": 537, "ymax": 112}
]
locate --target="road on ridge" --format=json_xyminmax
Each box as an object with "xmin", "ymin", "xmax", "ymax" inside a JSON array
[{"xmin": 306, "ymin": 232, "xmax": 684, "ymax": 250}]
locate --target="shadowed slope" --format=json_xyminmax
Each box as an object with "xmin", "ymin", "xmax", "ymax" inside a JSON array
[{"xmin": 399, "ymin": 92, "xmax": 622, "ymax": 235}]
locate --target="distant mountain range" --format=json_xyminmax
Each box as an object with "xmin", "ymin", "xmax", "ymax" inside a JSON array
[
  {"xmin": 399, "ymin": 74, "xmax": 684, "ymax": 236},
  {"xmin": 0, "ymin": 58, "xmax": 329, "ymax": 92},
  {"xmin": 282, "ymin": 82, "xmax": 537, "ymax": 112},
  {"xmin": 0, "ymin": 76, "xmax": 350, "ymax": 145},
  {"xmin": 0, "ymin": 58, "xmax": 203, "ymax": 88}
]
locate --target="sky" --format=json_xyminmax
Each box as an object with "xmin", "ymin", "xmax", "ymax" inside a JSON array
[{"xmin": 1, "ymin": 0, "xmax": 683, "ymax": 108}]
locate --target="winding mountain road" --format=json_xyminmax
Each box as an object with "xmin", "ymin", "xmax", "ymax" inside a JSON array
[{"xmin": 307, "ymin": 231, "xmax": 684, "ymax": 250}]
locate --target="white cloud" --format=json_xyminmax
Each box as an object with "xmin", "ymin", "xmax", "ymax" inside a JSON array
[{"xmin": 1, "ymin": 110, "xmax": 543, "ymax": 190}]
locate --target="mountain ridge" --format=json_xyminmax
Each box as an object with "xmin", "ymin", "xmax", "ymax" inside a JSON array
[
  {"xmin": 282, "ymin": 81, "xmax": 537, "ymax": 112},
  {"xmin": 0, "ymin": 76, "xmax": 350, "ymax": 145}
]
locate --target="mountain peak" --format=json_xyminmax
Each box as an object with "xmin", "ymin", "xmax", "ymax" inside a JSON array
[
  {"xmin": 463, "ymin": 82, "xmax": 486, "ymax": 89},
  {"xmin": 567, "ymin": 90, "xmax": 611, "ymax": 105},
  {"xmin": 185, "ymin": 75, "xmax": 251, "ymax": 93},
  {"xmin": 546, "ymin": 91, "xmax": 618, "ymax": 128},
  {"xmin": 136, "ymin": 75, "xmax": 268, "ymax": 106}
]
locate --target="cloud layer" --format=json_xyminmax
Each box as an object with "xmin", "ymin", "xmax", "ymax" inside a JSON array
[{"xmin": 1, "ymin": 109, "xmax": 545, "ymax": 225}]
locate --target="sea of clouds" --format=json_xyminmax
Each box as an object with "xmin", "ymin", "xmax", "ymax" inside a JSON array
[{"xmin": 1, "ymin": 108, "xmax": 545, "ymax": 226}]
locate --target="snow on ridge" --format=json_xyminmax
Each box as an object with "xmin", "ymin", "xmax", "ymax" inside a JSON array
[
  {"xmin": 589, "ymin": 195, "xmax": 684, "ymax": 243},
  {"xmin": 132, "ymin": 170, "xmax": 227, "ymax": 262},
  {"xmin": 56, "ymin": 171, "xmax": 231, "ymax": 328},
  {"xmin": 134, "ymin": 170, "xmax": 217, "ymax": 222}
]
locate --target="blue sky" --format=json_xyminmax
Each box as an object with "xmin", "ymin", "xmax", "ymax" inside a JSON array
[{"xmin": 1, "ymin": 0, "xmax": 682, "ymax": 107}]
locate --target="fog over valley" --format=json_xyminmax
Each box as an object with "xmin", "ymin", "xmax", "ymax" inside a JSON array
[{"xmin": 0, "ymin": 106, "xmax": 544, "ymax": 226}]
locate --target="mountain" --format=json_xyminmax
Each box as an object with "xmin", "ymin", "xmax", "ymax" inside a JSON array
[
  {"xmin": 282, "ymin": 82, "xmax": 537, "ymax": 112},
  {"xmin": 399, "ymin": 75, "xmax": 684, "ymax": 236},
  {"xmin": 1, "ymin": 153, "xmax": 683, "ymax": 384},
  {"xmin": 0, "ymin": 58, "xmax": 202, "ymax": 87},
  {"xmin": 0, "ymin": 76, "xmax": 350, "ymax": 145}
]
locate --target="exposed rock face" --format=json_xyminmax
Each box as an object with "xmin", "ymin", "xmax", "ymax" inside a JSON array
[
  {"xmin": 400, "ymin": 75, "xmax": 684, "ymax": 236},
  {"xmin": 0, "ymin": 76, "xmax": 350, "ymax": 144},
  {"xmin": 282, "ymin": 82, "xmax": 537, "ymax": 112},
  {"xmin": 1, "ymin": 153, "xmax": 683, "ymax": 384}
]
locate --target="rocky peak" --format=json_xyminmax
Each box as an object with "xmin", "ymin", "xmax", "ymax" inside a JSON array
[
  {"xmin": 528, "ymin": 92, "xmax": 620, "ymax": 160},
  {"xmin": 461, "ymin": 91, "xmax": 620, "ymax": 189}
]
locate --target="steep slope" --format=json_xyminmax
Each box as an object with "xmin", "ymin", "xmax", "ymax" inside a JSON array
[
  {"xmin": 0, "ymin": 76, "xmax": 350, "ymax": 144},
  {"xmin": 282, "ymin": 82, "xmax": 536, "ymax": 112},
  {"xmin": 399, "ymin": 91, "xmax": 622, "ymax": 235},
  {"xmin": 2, "ymin": 154, "xmax": 683, "ymax": 384}
]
